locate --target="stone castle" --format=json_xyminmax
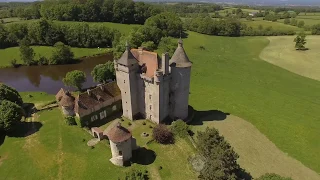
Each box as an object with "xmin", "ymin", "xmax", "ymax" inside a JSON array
[{"xmin": 114, "ymin": 39, "xmax": 192, "ymax": 124}]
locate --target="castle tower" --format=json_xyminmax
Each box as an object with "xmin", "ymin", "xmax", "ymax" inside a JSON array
[
  {"xmin": 103, "ymin": 122, "xmax": 138, "ymax": 166},
  {"xmin": 169, "ymin": 39, "xmax": 192, "ymax": 120},
  {"xmin": 115, "ymin": 42, "xmax": 140, "ymax": 120}
]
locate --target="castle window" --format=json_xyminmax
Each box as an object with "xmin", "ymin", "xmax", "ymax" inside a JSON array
[
  {"xmin": 149, "ymin": 105, "xmax": 152, "ymax": 110},
  {"xmin": 149, "ymin": 94, "xmax": 152, "ymax": 100},
  {"xmin": 124, "ymin": 80, "xmax": 125, "ymax": 83},
  {"xmin": 119, "ymin": 151, "xmax": 122, "ymax": 155}
]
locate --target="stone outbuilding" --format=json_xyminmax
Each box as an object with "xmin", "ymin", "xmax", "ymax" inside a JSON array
[
  {"xmin": 104, "ymin": 123, "xmax": 138, "ymax": 166},
  {"xmin": 91, "ymin": 127, "xmax": 104, "ymax": 141},
  {"xmin": 56, "ymin": 90, "xmax": 75, "ymax": 116}
]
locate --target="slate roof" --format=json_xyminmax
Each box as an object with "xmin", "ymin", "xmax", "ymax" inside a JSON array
[
  {"xmin": 170, "ymin": 39, "xmax": 192, "ymax": 68},
  {"xmin": 117, "ymin": 43, "xmax": 138, "ymax": 66},
  {"xmin": 131, "ymin": 48, "xmax": 160, "ymax": 77},
  {"xmin": 104, "ymin": 122, "xmax": 132, "ymax": 143}
]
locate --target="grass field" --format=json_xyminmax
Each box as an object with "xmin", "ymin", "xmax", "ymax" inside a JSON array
[
  {"xmin": 191, "ymin": 113, "xmax": 320, "ymax": 179},
  {"xmin": 260, "ymin": 36, "xmax": 320, "ymax": 82},
  {"xmin": 0, "ymin": 92, "xmax": 196, "ymax": 180},
  {"xmin": 1, "ymin": 17, "xmax": 22, "ymax": 23},
  {"xmin": 0, "ymin": 46, "xmax": 104, "ymax": 68},
  {"xmin": 183, "ymin": 32, "xmax": 320, "ymax": 174},
  {"xmin": 242, "ymin": 18, "xmax": 303, "ymax": 31}
]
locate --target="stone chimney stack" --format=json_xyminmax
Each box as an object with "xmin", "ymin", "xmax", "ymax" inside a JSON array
[{"xmin": 162, "ymin": 52, "xmax": 169, "ymax": 75}]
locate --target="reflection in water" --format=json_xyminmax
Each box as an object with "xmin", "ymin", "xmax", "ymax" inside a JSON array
[{"xmin": 0, "ymin": 54, "xmax": 112, "ymax": 94}]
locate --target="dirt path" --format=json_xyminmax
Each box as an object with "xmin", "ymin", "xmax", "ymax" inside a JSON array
[
  {"xmin": 208, "ymin": 115, "xmax": 320, "ymax": 180},
  {"xmin": 259, "ymin": 36, "xmax": 320, "ymax": 81}
]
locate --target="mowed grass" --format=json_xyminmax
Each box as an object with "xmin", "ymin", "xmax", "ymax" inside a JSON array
[
  {"xmin": 0, "ymin": 46, "xmax": 103, "ymax": 67},
  {"xmin": 1, "ymin": 17, "xmax": 22, "ymax": 23},
  {"xmin": 184, "ymin": 32, "xmax": 320, "ymax": 173},
  {"xmin": 242, "ymin": 18, "xmax": 303, "ymax": 31},
  {"xmin": 0, "ymin": 92, "xmax": 196, "ymax": 180},
  {"xmin": 260, "ymin": 36, "xmax": 320, "ymax": 82}
]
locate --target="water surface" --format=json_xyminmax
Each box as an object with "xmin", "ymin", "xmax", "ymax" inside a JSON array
[{"xmin": 0, "ymin": 54, "xmax": 112, "ymax": 94}]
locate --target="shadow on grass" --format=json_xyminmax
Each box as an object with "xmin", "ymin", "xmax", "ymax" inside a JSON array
[
  {"xmin": 237, "ymin": 168, "xmax": 252, "ymax": 180},
  {"xmin": 131, "ymin": 147, "xmax": 156, "ymax": 166},
  {"xmin": 190, "ymin": 110, "xmax": 230, "ymax": 126},
  {"xmin": 0, "ymin": 133, "xmax": 5, "ymax": 147},
  {"xmin": 7, "ymin": 121, "xmax": 43, "ymax": 137}
]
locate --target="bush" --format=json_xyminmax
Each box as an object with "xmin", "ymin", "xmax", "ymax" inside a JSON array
[
  {"xmin": 256, "ymin": 173, "xmax": 292, "ymax": 180},
  {"xmin": 120, "ymin": 169, "xmax": 149, "ymax": 180},
  {"xmin": 128, "ymin": 122, "xmax": 132, "ymax": 126},
  {"xmin": 65, "ymin": 116, "xmax": 76, "ymax": 126},
  {"xmin": 142, "ymin": 121, "xmax": 146, "ymax": 125},
  {"xmin": 0, "ymin": 83, "xmax": 23, "ymax": 106},
  {"xmin": 141, "ymin": 41, "xmax": 156, "ymax": 51},
  {"xmin": 10, "ymin": 59, "xmax": 18, "ymax": 68},
  {"xmin": 171, "ymin": 119, "xmax": 189, "ymax": 138},
  {"xmin": 37, "ymin": 56, "xmax": 49, "ymax": 66},
  {"xmin": 152, "ymin": 124, "xmax": 174, "ymax": 144}
]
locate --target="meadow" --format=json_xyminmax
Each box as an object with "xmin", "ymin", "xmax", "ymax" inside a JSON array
[
  {"xmin": 0, "ymin": 92, "xmax": 196, "ymax": 180},
  {"xmin": 183, "ymin": 32, "xmax": 320, "ymax": 174},
  {"xmin": 0, "ymin": 46, "xmax": 104, "ymax": 68},
  {"xmin": 242, "ymin": 18, "xmax": 303, "ymax": 32}
]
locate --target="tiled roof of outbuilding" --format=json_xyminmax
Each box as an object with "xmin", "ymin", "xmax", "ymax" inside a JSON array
[{"xmin": 104, "ymin": 123, "xmax": 132, "ymax": 143}]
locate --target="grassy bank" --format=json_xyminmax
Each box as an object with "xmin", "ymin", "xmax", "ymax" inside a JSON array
[
  {"xmin": 0, "ymin": 46, "xmax": 104, "ymax": 68},
  {"xmin": 184, "ymin": 31, "xmax": 320, "ymax": 173}
]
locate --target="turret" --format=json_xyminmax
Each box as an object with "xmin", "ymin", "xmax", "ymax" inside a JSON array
[
  {"xmin": 169, "ymin": 39, "xmax": 192, "ymax": 120},
  {"xmin": 115, "ymin": 42, "xmax": 140, "ymax": 120}
]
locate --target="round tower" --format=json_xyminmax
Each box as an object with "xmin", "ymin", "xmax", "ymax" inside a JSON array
[
  {"xmin": 169, "ymin": 39, "xmax": 192, "ymax": 120},
  {"xmin": 104, "ymin": 122, "xmax": 137, "ymax": 166},
  {"xmin": 59, "ymin": 91, "xmax": 75, "ymax": 116}
]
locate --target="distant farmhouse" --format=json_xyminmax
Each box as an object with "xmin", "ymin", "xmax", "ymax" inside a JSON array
[
  {"xmin": 115, "ymin": 39, "xmax": 192, "ymax": 124},
  {"xmin": 56, "ymin": 82, "xmax": 122, "ymax": 126}
]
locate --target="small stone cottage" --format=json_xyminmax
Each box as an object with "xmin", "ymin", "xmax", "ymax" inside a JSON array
[
  {"xmin": 104, "ymin": 122, "xmax": 138, "ymax": 166},
  {"xmin": 56, "ymin": 81, "xmax": 122, "ymax": 126}
]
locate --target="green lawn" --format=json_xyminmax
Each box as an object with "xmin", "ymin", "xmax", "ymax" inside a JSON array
[
  {"xmin": 0, "ymin": 92, "xmax": 196, "ymax": 180},
  {"xmin": 242, "ymin": 18, "xmax": 303, "ymax": 31},
  {"xmin": 184, "ymin": 32, "xmax": 320, "ymax": 173},
  {"xmin": 0, "ymin": 46, "xmax": 103, "ymax": 68}
]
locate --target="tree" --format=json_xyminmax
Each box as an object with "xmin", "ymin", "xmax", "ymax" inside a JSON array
[
  {"xmin": 91, "ymin": 61, "xmax": 115, "ymax": 83},
  {"xmin": 0, "ymin": 83, "xmax": 23, "ymax": 106},
  {"xmin": 284, "ymin": 18, "xmax": 290, "ymax": 24},
  {"xmin": 19, "ymin": 38, "xmax": 35, "ymax": 66},
  {"xmin": 157, "ymin": 37, "xmax": 177, "ymax": 57},
  {"xmin": 294, "ymin": 32, "xmax": 307, "ymax": 50},
  {"xmin": 50, "ymin": 42, "xmax": 74, "ymax": 65},
  {"xmin": 0, "ymin": 100, "xmax": 23, "ymax": 133},
  {"xmin": 63, "ymin": 70, "xmax": 86, "ymax": 90},
  {"xmin": 297, "ymin": 20, "xmax": 305, "ymax": 28},
  {"xmin": 311, "ymin": 24, "xmax": 320, "ymax": 35},
  {"xmin": 152, "ymin": 124, "xmax": 174, "ymax": 144},
  {"xmin": 197, "ymin": 127, "xmax": 241, "ymax": 180},
  {"xmin": 256, "ymin": 173, "xmax": 292, "ymax": 180},
  {"xmin": 170, "ymin": 119, "xmax": 189, "ymax": 138},
  {"xmin": 141, "ymin": 41, "xmax": 156, "ymax": 51}
]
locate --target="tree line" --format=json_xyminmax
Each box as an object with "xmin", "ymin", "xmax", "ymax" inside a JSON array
[{"xmin": 0, "ymin": 19, "xmax": 120, "ymax": 49}]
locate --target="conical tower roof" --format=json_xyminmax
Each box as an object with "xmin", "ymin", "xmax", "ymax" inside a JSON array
[
  {"xmin": 117, "ymin": 42, "xmax": 138, "ymax": 66},
  {"xmin": 169, "ymin": 39, "xmax": 192, "ymax": 68},
  {"xmin": 59, "ymin": 91, "xmax": 75, "ymax": 107},
  {"xmin": 103, "ymin": 122, "xmax": 132, "ymax": 143}
]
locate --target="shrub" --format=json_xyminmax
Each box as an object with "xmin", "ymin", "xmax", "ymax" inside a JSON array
[
  {"xmin": 152, "ymin": 124, "xmax": 174, "ymax": 144},
  {"xmin": 256, "ymin": 173, "xmax": 292, "ymax": 180},
  {"xmin": 171, "ymin": 119, "xmax": 189, "ymax": 138},
  {"xmin": 158, "ymin": 166, "xmax": 163, "ymax": 170},
  {"xmin": 37, "ymin": 56, "xmax": 49, "ymax": 66},
  {"xmin": 120, "ymin": 169, "xmax": 149, "ymax": 180},
  {"xmin": 10, "ymin": 59, "xmax": 18, "ymax": 68},
  {"xmin": 65, "ymin": 116, "xmax": 76, "ymax": 126},
  {"xmin": 128, "ymin": 122, "xmax": 132, "ymax": 126},
  {"xmin": 142, "ymin": 121, "xmax": 146, "ymax": 125},
  {"xmin": 149, "ymin": 125, "xmax": 153, "ymax": 128}
]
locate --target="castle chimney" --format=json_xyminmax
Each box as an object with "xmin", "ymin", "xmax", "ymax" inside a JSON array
[{"xmin": 162, "ymin": 53, "xmax": 169, "ymax": 75}]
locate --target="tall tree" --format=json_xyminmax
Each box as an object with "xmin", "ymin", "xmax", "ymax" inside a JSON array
[
  {"xmin": 19, "ymin": 38, "xmax": 35, "ymax": 66},
  {"xmin": 0, "ymin": 100, "xmax": 23, "ymax": 133},
  {"xmin": 63, "ymin": 70, "xmax": 86, "ymax": 91},
  {"xmin": 197, "ymin": 127, "xmax": 241, "ymax": 180},
  {"xmin": 294, "ymin": 32, "xmax": 307, "ymax": 50},
  {"xmin": 50, "ymin": 42, "xmax": 74, "ymax": 65},
  {"xmin": 91, "ymin": 61, "xmax": 115, "ymax": 83},
  {"xmin": 0, "ymin": 83, "xmax": 23, "ymax": 106}
]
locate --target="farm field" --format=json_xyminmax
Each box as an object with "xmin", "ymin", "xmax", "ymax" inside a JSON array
[
  {"xmin": 0, "ymin": 92, "xmax": 196, "ymax": 180},
  {"xmin": 0, "ymin": 46, "xmax": 104, "ymax": 68},
  {"xmin": 184, "ymin": 31, "xmax": 320, "ymax": 173},
  {"xmin": 260, "ymin": 36, "xmax": 320, "ymax": 81},
  {"xmin": 242, "ymin": 18, "xmax": 303, "ymax": 31}
]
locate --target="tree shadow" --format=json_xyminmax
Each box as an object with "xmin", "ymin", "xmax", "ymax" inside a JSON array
[
  {"xmin": 0, "ymin": 133, "xmax": 5, "ymax": 147},
  {"xmin": 236, "ymin": 168, "xmax": 252, "ymax": 180},
  {"xmin": 190, "ymin": 110, "xmax": 230, "ymax": 126},
  {"xmin": 7, "ymin": 121, "xmax": 43, "ymax": 137},
  {"xmin": 131, "ymin": 147, "xmax": 156, "ymax": 165},
  {"xmin": 22, "ymin": 103, "xmax": 36, "ymax": 118}
]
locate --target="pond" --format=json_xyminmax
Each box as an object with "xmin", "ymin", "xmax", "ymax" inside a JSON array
[{"xmin": 0, "ymin": 54, "xmax": 112, "ymax": 94}]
